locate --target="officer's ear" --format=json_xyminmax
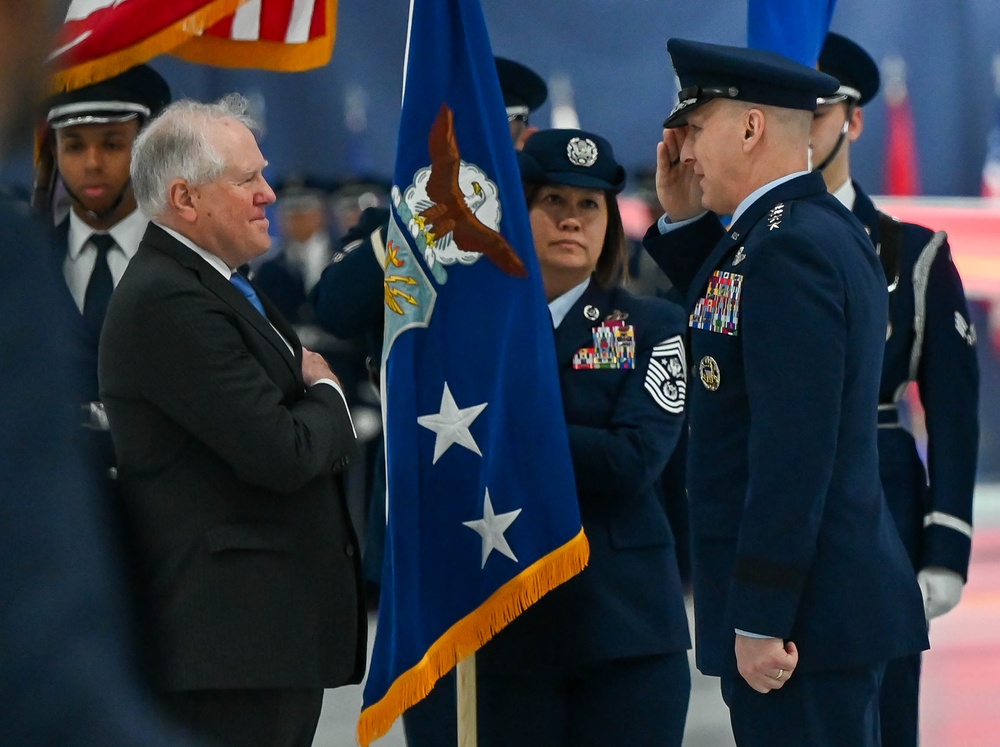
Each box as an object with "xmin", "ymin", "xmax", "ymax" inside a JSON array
[
  {"xmin": 846, "ymin": 105, "xmax": 865, "ymax": 144},
  {"xmin": 742, "ymin": 108, "xmax": 765, "ymax": 150}
]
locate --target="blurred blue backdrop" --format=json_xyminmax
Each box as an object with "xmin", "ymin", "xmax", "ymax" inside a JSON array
[{"xmin": 3, "ymin": 0, "xmax": 998, "ymax": 198}]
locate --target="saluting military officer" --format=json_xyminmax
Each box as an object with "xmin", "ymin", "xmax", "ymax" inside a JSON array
[
  {"xmin": 814, "ymin": 32, "xmax": 980, "ymax": 747},
  {"xmin": 643, "ymin": 39, "xmax": 929, "ymax": 746}
]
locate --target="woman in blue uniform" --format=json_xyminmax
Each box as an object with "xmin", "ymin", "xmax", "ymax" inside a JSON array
[{"xmin": 476, "ymin": 129, "xmax": 692, "ymax": 746}]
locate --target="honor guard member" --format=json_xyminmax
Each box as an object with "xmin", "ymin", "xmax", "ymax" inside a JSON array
[
  {"xmin": 815, "ymin": 32, "xmax": 980, "ymax": 747},
  {"xmin": 38, "ymin": 65, "xmax": 171, "ymax": 523},
  {"xmin": 309, "ymin": 56, "xmax": 547, "ymax": 747},
  {"xmin": 643, "ymin": 39, "xmax": 929, "ymax": 747}
]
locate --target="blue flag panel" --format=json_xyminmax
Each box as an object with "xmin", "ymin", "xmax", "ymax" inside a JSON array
[
  {"xmin": 747, "ymin": 0, "xmax": 838, "ymax": 67},
  {"xmin": 358, "ymin": 0, "xmax": 588, "ymax": 742}
]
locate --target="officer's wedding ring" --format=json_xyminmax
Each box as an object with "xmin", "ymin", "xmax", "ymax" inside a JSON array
[{"xmin": 775, "ymin": 668, "xmax": 785, "ymax": 681}]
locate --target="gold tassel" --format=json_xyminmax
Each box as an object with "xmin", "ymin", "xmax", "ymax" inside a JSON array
[{"xmin": 356, "ymin": 529, "xmax": 590, "ymax": 746}]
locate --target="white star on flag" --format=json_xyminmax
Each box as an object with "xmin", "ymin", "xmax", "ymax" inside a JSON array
[
  {"xmin": 463, "ymin": 489, "xmax": 522, "ymax": 568},
  {"xmin": 416, "ymin": 382, "xmax": 487, "ymax": 464}
]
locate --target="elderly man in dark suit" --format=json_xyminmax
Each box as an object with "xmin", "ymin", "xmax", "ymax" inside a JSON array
[{"xmin": 98, "ymin": 94, "xmax": 365, "ymax": 747}]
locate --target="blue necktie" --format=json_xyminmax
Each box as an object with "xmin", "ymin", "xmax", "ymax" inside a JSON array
[
  {"xmin": 230, "ymin": 272, "xmax": 267, "ymax": 318},
  {"xmin": 83, "ymin": 233, "xmax": 115, "ymax": 336}
]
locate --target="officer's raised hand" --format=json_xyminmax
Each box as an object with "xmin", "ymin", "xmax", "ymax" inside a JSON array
[{"xmin": 656, "ymin": 127, "xmax": 703, "ymax": 222}]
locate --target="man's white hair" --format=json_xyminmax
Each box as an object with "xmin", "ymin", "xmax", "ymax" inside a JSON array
[{"xmin": 130, "ymin": 93, "xmax": 261, "ymax": 218}]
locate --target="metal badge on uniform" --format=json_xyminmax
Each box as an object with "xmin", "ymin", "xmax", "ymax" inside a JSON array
[
  {"xmin": 605, "ymin": 309, "xmax": 629, "ymax": 322},
  {"xmin": 767, "ymin": 202, "xmax": 784, "ymax": 231},
  {"xmin": 689, "ymin": 271, "xmax": 743, "ymax": 336},
  {"xmin": 583, "ymin": 304, "xmax": 600, "ymax": 321},
  {"xmin": 699, "ymin": 356, "xmax": 720, "ymax": 391},
  {"xmin": 732, "ymin": 246, "xmax": 746, "ymax": 266},
  {"xmin": 566, "ymin": 137, "xmax": 599, "ymax": 167},
  {"xmin": 573, "ymin": 320, "xmax": 635, "ymax": 369},
  {"xmin": 645, "ymin": 335, "xmax": 687, "ymax": 413}
]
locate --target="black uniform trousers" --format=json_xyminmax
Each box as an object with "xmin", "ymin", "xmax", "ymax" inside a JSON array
[
  {"xmin": 722, "ymin": 662, "xmax": 886, "ymax": 747},
  {"xmin": 477, "ymin": 652, "xmax": 690, "ymax": 747}
]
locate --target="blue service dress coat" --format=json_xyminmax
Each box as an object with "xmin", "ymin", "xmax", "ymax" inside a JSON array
[
  {"xmin": 1, "ymin": 203, "xmax": 201, "ymax": 746},
  {"xmin": 853, "ymin": 185, "xmax": 979, "ymax": 576},
  {"xmin": 478, "ymin": 281, "xmax": 691, "ymax": 673},
  {"xmin": 643, "ymin": 171, "xmax": 929, "ymax": 679},
  {"xmin": 98, "ymin": 224, "xmax": 366, "ymax": 693}
]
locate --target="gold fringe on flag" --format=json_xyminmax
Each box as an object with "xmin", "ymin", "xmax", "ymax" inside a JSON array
[
  {"xmin": 356, "ymin": 529, "xmax": 590, "ymax": 747},
  {"xmin": 48, "ymin": 0, "xmax": 246, "ymax": 94},
  {"xmin": 171, "ymin": 0, "xmax": 337, "ymax": 72}
]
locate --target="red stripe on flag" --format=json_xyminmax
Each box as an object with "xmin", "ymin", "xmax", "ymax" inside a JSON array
[
  {"xmin": 310, "ymin": 0, "xmax": 327, "ymax": 37},
  {"xmin": 54, "ymin": 1, "xmax": 214, "ymax": 68},
  {"xmin": 261, "ymin": 0, "xmax": 295, "ymax": 41},
  {"xmin": 206, "ymin": 13, "xmax": 235, "ymax": 37}
]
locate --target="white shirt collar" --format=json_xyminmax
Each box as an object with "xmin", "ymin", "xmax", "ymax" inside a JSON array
[
  {"xmin": 155, "ymin": 222, "xmax": 233, "ymax": 279},
  {"xmin": 548, "ymin": 277, "xmax": 591, "ymax": 329},
  {"xmin": 830, "ymin": 178, "xmax": 857, "ymax": 211},
  {"xmin": 68, "ymin": 206, "xmax": 149, "ymax": 258},
  {"xmin": 729, "ymin": 170, "xmax": 810, "ymax": 226}
]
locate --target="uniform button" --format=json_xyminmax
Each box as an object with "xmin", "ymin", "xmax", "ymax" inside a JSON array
[
  {"xmin": 345, "ymin": 544, "xmax": 355, "ymax": 557},
  {"xmin": 107, "ymin": 467, "xmax": 118, "ymax": 480}
]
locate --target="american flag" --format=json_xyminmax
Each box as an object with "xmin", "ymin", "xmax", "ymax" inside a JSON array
[{"xmin": 49, "ymin": 0, "xmax": 335, "ymax": 92}]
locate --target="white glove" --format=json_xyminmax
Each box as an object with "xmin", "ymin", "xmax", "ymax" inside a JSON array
[{"xmin": 917, "ymin": 567, "xmax": 964, "ymax": 621}]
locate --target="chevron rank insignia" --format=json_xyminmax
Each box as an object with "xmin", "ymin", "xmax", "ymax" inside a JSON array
[
  {"xmin": 689, "ymin": 271, "xmax": 743, "ymax": 336},
  {"xmin": 645, "ymin": 335, "xmax": 687, "ymax": 413},
  {"xmin": 955, "ymin": 311, "xmax": 977, "ymax": 346}
]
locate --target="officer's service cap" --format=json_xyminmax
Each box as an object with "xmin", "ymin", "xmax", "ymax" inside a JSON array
[
  {"xmin": 495, "ymin": 57, "xmax": 548, "ymax": 119},
  {"xmin": 45, "ymin": 65, "xmax": 171, "ymax": 130},
  {"xmin": 817, "ymin": 33, "xmax": 880, "ymax": 107},
  {"xmin": 517, "ymin": 129, "xmax": 626, "ymax": 194},
  {"xmin": 663, "ymin": 38, "xmax": 840, "ymax": 128}
]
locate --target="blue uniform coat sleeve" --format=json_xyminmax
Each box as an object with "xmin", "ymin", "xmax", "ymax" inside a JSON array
[
  {"xmin": 916, "ymin": 236, "xmax": 979, "ymax": 577},
  {"xmin": 642, "ymin": 214, "xmax": 725, "ymax": 297}
]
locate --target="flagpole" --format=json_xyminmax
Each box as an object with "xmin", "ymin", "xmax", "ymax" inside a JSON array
[{"xmin": 456, "ymin": 654, "xmax": 478, "ymax": 746}]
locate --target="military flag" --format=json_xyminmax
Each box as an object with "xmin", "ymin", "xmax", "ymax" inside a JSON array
[
  {"xmin": 49, "ymin": 0, "xmax": 336, "ymax": 92},
  {"xmin": 747, "ymin": 0, "xmax": 838, "ymax": 66},
  {"xmin": 357, "ymin": 0, "xmax": 588, "ymax": 743}
]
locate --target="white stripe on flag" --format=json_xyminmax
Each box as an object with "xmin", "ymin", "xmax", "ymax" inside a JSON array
[
  {"xmin": 231, "ymin": 0, "xmax": 263, "ymax": 41},
  {"xmin": 286, "ymin": 0, "xmax": 317, "ymax": 43},
  {"xmin": 65, "ymin": 0, "xmax": 119, "ymax": 23}
]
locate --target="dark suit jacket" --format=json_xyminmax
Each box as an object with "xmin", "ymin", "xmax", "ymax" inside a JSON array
[
  {"xmin": 479, "ymin": 283, "xmax": 691, "ymax": 674},
  {"xmin": 644, "ymin": 172, "xmax": 929, "ymax": 678},
  {"xmin": 99, "ymin": 223, "xmax": 366, "ymax": 691},
  {"xmin": 1, "ymin": 203, "xmax": 200, "ymax": 745}
]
